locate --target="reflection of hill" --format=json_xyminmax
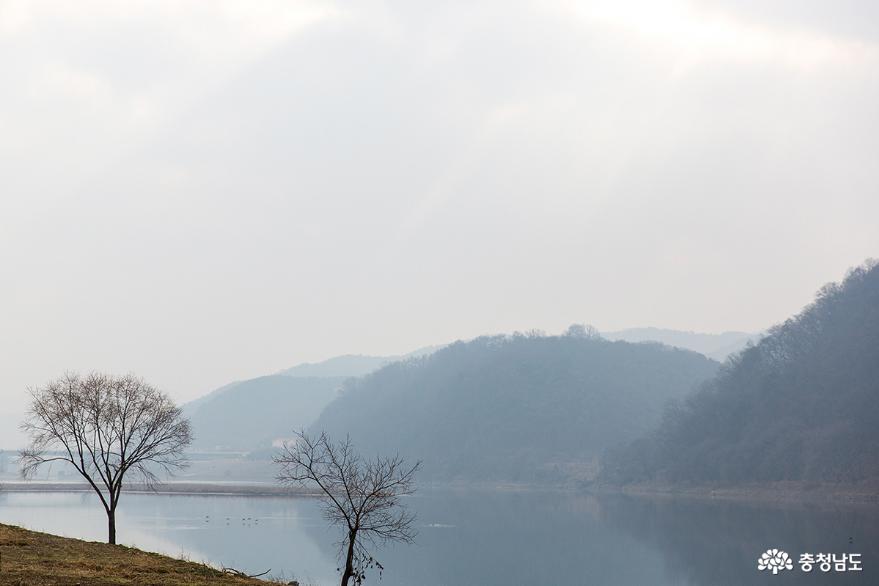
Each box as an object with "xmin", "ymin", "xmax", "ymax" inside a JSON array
[{"xmin": 601, "ymin": 494, "xmax": 879, "ymax": 586}]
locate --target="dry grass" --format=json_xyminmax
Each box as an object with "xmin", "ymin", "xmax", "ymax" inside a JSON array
[{"xmin": 0, "ymin": 523, "xmax": 273, "ymax": 586}]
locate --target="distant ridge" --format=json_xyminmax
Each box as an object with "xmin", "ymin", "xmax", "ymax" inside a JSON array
[
  {"xmin": 185, "ymin": 375, "xmax": 345, "ymax": 451},
  {"xmin": 278, "ymin": 345, "xmax": 440, "ymax": 378},
  {"xmin": 601, "ymin": 328, "xmax": 757, "ymax": 361},
  {"xmin": 185, "ymin": 345, "xmax": 442, "ymax": 451},
  {"xmin": 278, "ymin": 355, "xmax": 393, "ymax": 378}
]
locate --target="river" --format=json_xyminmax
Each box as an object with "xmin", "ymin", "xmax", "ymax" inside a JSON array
[{"xmin": 0, "ymin": 489, "xmax": 875, "ymax": 585}]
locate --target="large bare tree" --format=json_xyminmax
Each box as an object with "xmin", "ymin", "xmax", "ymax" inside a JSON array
[
  {"xmin": 20, "ymin": 372, "xmax": 192, "ymax": 544},
  {"xmin": 275, "ymin": 431, "xmax": 420, "ymax": 586}
]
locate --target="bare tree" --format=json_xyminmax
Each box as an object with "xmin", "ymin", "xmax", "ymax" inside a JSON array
[
  {"xmin": 275, "ymin": 431, "xmax": 420, "ymax": 586},
  {"xmin": 20, "ymin": 372, "xmax": 192, "ymax": 544}
]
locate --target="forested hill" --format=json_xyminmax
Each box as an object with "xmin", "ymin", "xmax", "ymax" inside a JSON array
[
  {"xmin": 311, "ymin": 333, "xmax": 719, "ymax": 483},
  {"xmin": 602, "ymin": 261, "xmax": 879, "ymax": 487}
]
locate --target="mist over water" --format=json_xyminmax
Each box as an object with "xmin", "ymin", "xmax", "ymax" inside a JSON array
[{"xmin": 1, "ymin": 490, "xmax": 874, "ymax": 585}]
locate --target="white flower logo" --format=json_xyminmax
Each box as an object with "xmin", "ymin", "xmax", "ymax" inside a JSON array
[{"xmin": 758, "ymin": 549, "xmax": 793, "ymax": 574}]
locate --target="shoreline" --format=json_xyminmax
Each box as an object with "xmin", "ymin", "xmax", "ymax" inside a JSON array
[
  {"xmin": 589, "ymin": 481, "xmax": 879, "ymax": 505},
  {"xmin": 0, "ymin": 480, "xmax": 322, "ymax": 498},
  {"xmin": 4, "ymin": 479, "xmax": 879, "ymax": 505}
]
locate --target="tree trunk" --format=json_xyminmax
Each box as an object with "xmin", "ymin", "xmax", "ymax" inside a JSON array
[
  {"xmin": 108, "ymin": 510, "xmax": 117, "ymax": 545},
  {"xmin": 340, "ymin": 531, "xmax": 356, "ymax": 586}
]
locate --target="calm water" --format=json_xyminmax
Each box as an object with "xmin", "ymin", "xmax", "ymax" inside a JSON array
[{"xmin": 0, "ymin": 489, "xmax": 875, "ymax": 585}]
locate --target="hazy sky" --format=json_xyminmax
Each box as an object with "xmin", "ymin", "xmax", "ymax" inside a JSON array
[{"xmin": 2, "ymin": 0, "xmax": 878, "ymax": 439}]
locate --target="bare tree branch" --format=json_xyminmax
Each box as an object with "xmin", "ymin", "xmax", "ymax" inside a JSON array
[
  {"xmin": 19, "ymin": 372, "xmax": 192, "ymax": 544},
  {"xmin": 275, "ymin": 430, "xmax": 420, "ymax": 586}
]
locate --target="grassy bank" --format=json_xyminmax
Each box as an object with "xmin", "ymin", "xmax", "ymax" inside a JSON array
[{"xmin": 0, "ymin": 524, "xmax": 272, "ymax": 585}]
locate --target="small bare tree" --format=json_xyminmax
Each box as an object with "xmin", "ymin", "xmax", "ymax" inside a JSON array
[
  {"xmin": 275, "ymin": 431, "xmax": 420, "ymax": 586},
  {"xmin": 20, "ymin": 372, "xmax": 192, "ymax": 544}
]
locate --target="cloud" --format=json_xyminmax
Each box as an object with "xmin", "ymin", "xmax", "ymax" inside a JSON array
[
  {"xmin": 558, "ymin": 0, "xmax": 877, "ymax": 72},
  {"xmin": 694, "ymin": 0, "xmax": 879, "ymax": 44},
  {"xmin": 0, "ymin": 1, "xmax": 877, "ymax": 445}
]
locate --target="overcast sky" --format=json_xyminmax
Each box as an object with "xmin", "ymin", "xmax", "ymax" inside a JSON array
[{"xmin": 1, "ymin": 0, "xmax": 877, "ymax": 441}]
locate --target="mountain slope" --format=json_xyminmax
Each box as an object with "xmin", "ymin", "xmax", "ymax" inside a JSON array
[
  {"xmin": 311, "ymin": 333, "xmax": 719, "ymax": 483},
  {"xmin": 186, "ymin": 375, "xmax": 345, "ymax": 451},
  {"xmin": 185, "ymin": 347, "xmax": 442, "ymax": 452},
  {"xmin": 602, "ymin": 260, "xmax": 879, "ymax": 486},
  {"xmin": 278, "ymin": 355, "xmax": 394, "ymax": 378},
  {"xmin": 278, "ymin": 346, "xmax": 440, "ymax": 378}
]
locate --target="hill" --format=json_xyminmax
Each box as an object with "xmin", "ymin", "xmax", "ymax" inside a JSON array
[
  {"xmin": 185, "ymin": 375, "xmax": 345, "ymax": 451},
  {"xmin": 184, "ymin": 347, "xmax": 442, "ymax": 452},
  {"xmin": 601, "ymin": 328, "xmax": 756, "ymax": 361},
  {"xmin": 602, "ymin": 260, "xmax": 879, "ymax": 487},
  {"xmin": 278, "ymin": 354, "xmax": 395, "ymax": 378},
  {"xmin": 311, "ymin": 333, "xmax": 719, "ymax": 483},
  {"xmin": 278, "ymin": 346, "xmax": 440, "ymax": 378}
]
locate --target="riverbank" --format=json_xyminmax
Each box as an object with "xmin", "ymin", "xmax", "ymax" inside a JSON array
[
  {"xmin": 6, "ymin": 478, "xmax": 878, "ymax": 504},
  {"xmin": 0, "ymin": 481, "xmax": 320, "ymax": 498},
  {"xmin": 0, "ymin": 479, "xmax": 577, "ymax": 497},
  {"xmin": 0, "ymin": 523, "xmax": 274, "ymax": 585},
  {"xmin": 591, "ymin": 480, "xmax": 879, "ymax": 504}
]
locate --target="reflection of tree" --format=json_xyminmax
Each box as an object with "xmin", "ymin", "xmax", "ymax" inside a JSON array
[{"xmin": 600, "ymin": 494, "xmax": 879, "ymax": 585}]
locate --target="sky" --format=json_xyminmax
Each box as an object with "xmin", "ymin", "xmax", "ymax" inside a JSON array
[{"xmin": 1, "ymin": 0, "xmax": 878, "ymax": 443}]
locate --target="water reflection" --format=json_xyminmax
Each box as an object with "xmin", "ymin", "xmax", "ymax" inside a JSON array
[
  {"xmin": 0, "ymin": 490, "xmax": 874, "ymax": 585},
  {"xmin": 600, "ymin": 494, "xmax": 878, "ymax": 585}
]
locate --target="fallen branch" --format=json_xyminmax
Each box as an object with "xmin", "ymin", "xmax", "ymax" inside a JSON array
[{"xmin": 222, "ymin": 566, "xmax": 272, "ymax": 578}]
